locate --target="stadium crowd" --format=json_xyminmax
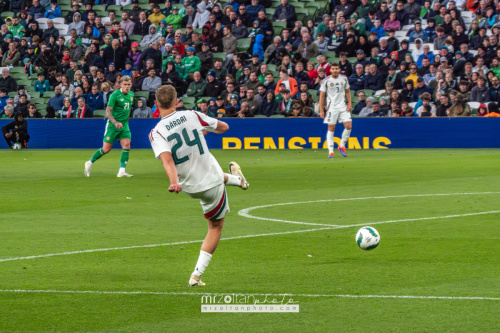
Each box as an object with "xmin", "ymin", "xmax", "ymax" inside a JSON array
[{"xmin": 0, "ymin": 0, "xmax": 500, "ymax": 119}]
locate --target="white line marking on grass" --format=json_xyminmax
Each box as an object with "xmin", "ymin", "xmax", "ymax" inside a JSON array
[
  {"xmin": 0, "ymin": 289, "xmax": 498, "ymax": 301},
  {"xmin": 2, "ymin": 210, "xmax": 499, "ymax": 263},
  {"xmin": 0, "ymin": 227, "xmax": 334, "ymax": 263},
  {"xmin": 2, "ymin": 192, "xmax": 500, "ymax": 263},
  {"xmin": 331, "ymin": 210, "xmax": 500, "ymax": 230},
  {"xmin": 238, "ymin": 192, "xmax": 500, "ymax": 226}
]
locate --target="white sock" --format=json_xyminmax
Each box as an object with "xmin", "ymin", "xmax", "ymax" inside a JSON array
[
  {"xmin": 340, "ymin": 129, "xmax": 351, "ymax": 148},
  {"xmin": 192, "ymin": 250, "xmax": 212, "ymax": 277},
  {"xmin": 327, "ymin": 131, "xmax": 334, "ymax": 154},
  {"xmin": 119, "ymin": 167, "xmax": 126, "ymax": 173},
  {"xmin": 225, "ymin": 173, "xmax": 241, "ymax": 186}
]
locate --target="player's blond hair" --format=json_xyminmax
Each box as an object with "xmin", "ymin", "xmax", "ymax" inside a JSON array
[
  {"xmin": 121, "ymin": 75, "xmax": 132, "ymax": 82},
  {"xmin": 156, "ymin": 85, "xmax": 177, "ymax": 109}
]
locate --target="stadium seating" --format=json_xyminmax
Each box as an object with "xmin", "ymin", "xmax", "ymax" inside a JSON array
[
  {"xmin": 10, "ymin": 67, "xmax": 25, "ymax": 74},
  {"xmin": 1, "ymin": 11, "xmax": 14, "ymax": 19},
  {"xmin": 237, "ymin": 39, "xmax": 251, "ymax": 53},
  {"xmin": 52, "ymin": 17, "xmax": 65, "ymax": 25},
  {"xmin": 305, "ymin": 6, "xmax": 318, "ymax": 22},
  {"xmin": 130, "ymin": 35, "xmax": 143, "ymax": 42},
  {"xmin": 0, "ymin": 0, "xmax": 491, "ymax": 120},
  {"xmin": 467, "ymin": 102, "xmax": 481, "ymax": 110},
  {"xmin": 31, "ymin": 97, "xmax": 45, "ymax": 105},
  {"xmin": 92, "ymin": 5, "xmax": 106, "ymax": 12},
  {"xmin": 212, "ymin": 53, "xmax": 227, "ymax": 61},
  {"xmin": 107, "ymin": 5, "xmax": 123, "ymax": 12},
  {"xmin": 93, "ymin": 110, "xmax": 107, "ymax": 118},
  {"xmin": 182, "ymin": 97, "xmax": 196, "ymax": 106},
  {"xmin": 43, "ymin": 91, "xmax": 56, "ymax": 99}
]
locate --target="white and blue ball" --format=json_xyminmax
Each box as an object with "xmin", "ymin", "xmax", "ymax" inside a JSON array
[{"xmin": 355, "ymin": 227, "xmax": 380, "ymax": 250}]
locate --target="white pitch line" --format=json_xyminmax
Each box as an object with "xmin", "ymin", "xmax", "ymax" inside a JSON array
[
  {"xmin": 1, "ymin": 192, "xmax": 499, "ymax": 264},
  {"xmin": 0, "ymin": 227, "xmax": 334, "ymax": 263},
  {"xmin": 0, "ymin": 289, "xmax": 498, "ymax": 301},
  {"xmin": 2, "ymin": 210, "xmax": 499, "ymax": 263},
  {"xmin": 238, "ymin": 191, "xmax": 500, "ymax": 226},
  {"xmin": 331, "ymin": 210, "xmax": 500, "ymax": 230}
]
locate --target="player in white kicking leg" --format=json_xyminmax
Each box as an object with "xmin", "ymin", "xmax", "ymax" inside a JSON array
[{"xmin": 149, "ymin": 85, "xmax": 248, "ymax": 287}]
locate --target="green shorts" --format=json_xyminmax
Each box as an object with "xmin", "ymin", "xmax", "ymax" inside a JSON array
[{"xmin": 103, "ymin": 121, "xmax": 132, "ymax": 144}]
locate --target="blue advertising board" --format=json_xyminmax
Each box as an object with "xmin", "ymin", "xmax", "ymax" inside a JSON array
[{"xmin": 1, "ymin": 118, "xmax": 499, "ymax": 149}]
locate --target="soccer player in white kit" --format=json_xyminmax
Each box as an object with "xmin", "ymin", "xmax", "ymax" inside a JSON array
[
  {"xmin": 319, "ymin": 63, "xmax": 353, "ymax": 158},
  {"xmin": 149, "ymin": 85, "xmax": 249, "ymax": 287}
]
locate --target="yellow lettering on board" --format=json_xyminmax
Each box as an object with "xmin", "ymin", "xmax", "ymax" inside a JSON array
[
  {"xmin": 348, "ymin": 137, "xmax": 361, "ymax": 149},
  {"xmin": 308, "ymin": 137, "xmax": 322, "ymax": 149},
  {"xmin": 223, "ymin": 137, "xmax": 388, "ymax": 150},
  {"xmin": 288, "ymin": 137, "xmax": 306, "ymax": 149},
  {"xmin": 223, "ymin": 138, "xmax": 242, "ymax": 149},
  {"xmin": 334, "ymin": 137, "xmax": 341, "ymax": 147},
  {"xmin": 244, "ymin": 137, "xmax": 260, "ymax": 149},
  {"xmin": 278, "ymin": 137, "xmax": 285, "ymax": 149},
  {"xmin": 373, "ymin": 137, "xmax": 391, "ymax": 149},
  {"xmin": 263, "ymin": 137, "xmax": 277, "ymax": 149},
  {"xmin": 363, "ymin": 137, "xmax": 370, "ymax": 149}
]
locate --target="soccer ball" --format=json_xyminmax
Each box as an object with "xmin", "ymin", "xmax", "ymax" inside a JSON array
[
  {"xmin": 355, "ymin": 227, "xmax": 380, "ymax": 250},
  {"xmin": 12, "ymin": 143, "xmax": 22, "ymax": 150}
]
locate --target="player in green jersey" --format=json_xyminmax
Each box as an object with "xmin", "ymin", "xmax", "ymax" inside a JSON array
[{"xmin": 84, "ymin": 76, "xmax": 135, "ymax": 177}]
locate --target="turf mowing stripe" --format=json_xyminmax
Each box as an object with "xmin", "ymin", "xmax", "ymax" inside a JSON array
[
  {"xmin": 1, "ymin": 192, "xmax": 499, "ymax": 263},
  {"xmin": 2, "ymin": 203, "xmax": 500, "ymax": 263},
  {"xmin": 0, "ymin": 227, "xmax": 335, "ymax": 263},
  {"xmin": 0, "ymin": 289, "xmax": 498, "ymax": 301}
]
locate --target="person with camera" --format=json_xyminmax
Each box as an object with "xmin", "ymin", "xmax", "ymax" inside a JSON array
[{"xmin": 2, "ymin": 112, "xmax": 29, "ymax": 149}]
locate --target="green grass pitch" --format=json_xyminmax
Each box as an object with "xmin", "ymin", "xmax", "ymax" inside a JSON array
[{"xmin": 0, "ymin": 149, "xmax": 499, "ymax": 332}]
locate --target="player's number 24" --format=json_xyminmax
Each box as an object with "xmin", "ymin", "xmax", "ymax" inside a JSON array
[{"xmin": 167, "ymin": 129, "xmax": 205, "ymax": 165}]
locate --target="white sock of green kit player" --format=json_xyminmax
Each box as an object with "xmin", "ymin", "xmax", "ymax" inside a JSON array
[
  {"xmin": 225, "ymin": 173, "xmax": 241, "ymax": 186},
  {"xmin": 327, "ymin": 131, "xmax": 334, "ymax": 154},
  {"xmin": 192, "ymin": 250, "xmax": 213, "ymax": 277},
  {"xmin": 340, "ymin": 129, "xmax": 351, "ymax": 148}
]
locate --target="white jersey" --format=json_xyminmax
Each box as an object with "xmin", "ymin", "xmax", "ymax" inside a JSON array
[
  {"xmin": 149, "ymin": 111, "xmax": 224, "ymax": 194},
  {"xmin": 320, "ymin": 75, "xmax": 350, "ymax": 111}
]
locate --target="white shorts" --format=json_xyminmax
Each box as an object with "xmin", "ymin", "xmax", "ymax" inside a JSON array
[
  {"xmin": 185, "ymin": 183, "xmax": 229, "ymax": 220},
  {"xmin": 323, "ymin": 108, "xmax": 352, "ymax": 124}
]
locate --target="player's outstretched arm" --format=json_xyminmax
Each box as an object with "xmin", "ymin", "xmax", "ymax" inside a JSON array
[
  {"xmin": 202, "ymin": 120, "xmax": 229, "ymax": 136},
  {"xmin": 106, "ymin": 106, "xmax": 122, "ymax": 129},
  {"xmin": 212, "ymin": 120, "xmax": 229, "ymax": 134},
  {"xmin": 346, "ymin": 88, "xmax": 352, "ymax": 112},
  {"xmin": 159, "ymin": 152, "xmax": 182, "ymax": 193}
]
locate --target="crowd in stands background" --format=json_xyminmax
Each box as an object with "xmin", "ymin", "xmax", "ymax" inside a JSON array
[{"xmin": 0, "ymin": 0, "xmax": 499, "ymax": 119}]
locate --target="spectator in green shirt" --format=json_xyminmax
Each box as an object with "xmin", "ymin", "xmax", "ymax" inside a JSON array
[
  {"xmin": 174, "ymin": 53, "xmax": 189, "ymax": 80},
  {"xmin": 166, "ymin": 8, "xmax": 183, "ymax": 30},
  {"xmin": 34, "ymin": 73, "xmax": 50, "ymax": 96},
  {"xmin": 187, "ymin": 71, "xmax": 206, "ymax": 97},
  {"xmin": 315, "ymin": 14, "xmax": 330, "ymax": 37},
  {"xmin": 356, "ymin": 0, "xmax": 372, "ymax": 19},
  {"xmin": 182, "ymin": 47, "xmax": 201, "ymax": 79}
]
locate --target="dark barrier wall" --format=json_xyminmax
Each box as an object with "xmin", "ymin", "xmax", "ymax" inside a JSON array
[{"xmin": 1, "ymin": 118, "xmax": 499, "ymax": 149}]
